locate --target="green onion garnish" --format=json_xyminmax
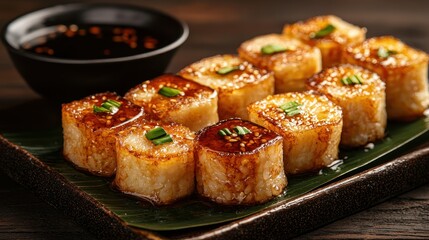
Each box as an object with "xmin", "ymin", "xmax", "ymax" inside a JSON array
[
  {"xmin": 93, "ymin": 105, "xmax": 110, "ymax": 113},
  {"xmin": 377, "ymin": 47, "xmax": 398, "ymax": 58},
  {"xmin": 152, "ymin": 135, "xmax": 173, "ymax": 145},
  {"xmin": 280, "ymin": 101, "xmax": 302, "ymax": 116},
  {"xmin": 341, "ymin": 74, "xmax": 363, "ymax": 85},
  {"xmin": 105, "ymin": 99, "xmax": 121, "ymax": 108},
  {"xmin": 216, "ymin": 66, "xmax": 240, "ymax": 75},
  {"xmin": 145, "ymin": 126, "xmax": 173, "ymax": 145},
  {"xmin": 234, "ymin": 126, "xmax": 252, "ymax": 136},
  {"xmin": 93, "ymin": 99, "xmax": 122, "ymax": 114},
  {"xmin": 218, "ymin": 128, "xmax": 232, "ymax": 136},
  {"xmin": 101, "ymin": 102, "xmax": 119, "ymax": 113},
  {"xmin": 158, "ymin": 86, "xmax": 183, "ymax": 97},
  {"xmin": 310, "ymin": 24, "xmax": 336, "ymax": 39},
  {"xmin": 261, "ymin": 44, "xmax": 288, "ymax": 55},
  {"xmin": 145, "ymin": 126, "xmax": 167, "ymax": 140}
]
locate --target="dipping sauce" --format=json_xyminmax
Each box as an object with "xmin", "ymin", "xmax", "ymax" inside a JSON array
[{"xmin": 20, "ymin": 24, "xmax": 167, "ymax": 59}]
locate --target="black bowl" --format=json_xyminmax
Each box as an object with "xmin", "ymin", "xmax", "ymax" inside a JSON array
[{"xmin": 1, "ymin": 3, "xmax": 188, "ymax": 102}]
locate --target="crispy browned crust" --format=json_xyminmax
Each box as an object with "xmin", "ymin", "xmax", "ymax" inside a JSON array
[
  {"xmin": 307, "ymin": 64, "xmax": 387, "ymax": 147},
  {"xmin": 179, "ymin": 54, "xmax": 275, "ymax": 119},
  {"xmin": 248, "ymin": 92, "xmax": 343, "ymax": 174},
  {"xmin": 342, "ymin": 36, "xmax": 429, "ymax": 120},
  {"xmin": 125, "ymin": 74, "xmax": 219, "ymax": 130},
  {"xmin": 195, "ymin": 118, "xmax": 286, "ymax": 205},
  {"xmin": 62, "ymin": 92, "xmax": 145, "ymax": 176},
  {"xmin": 114, "ymin": 120, "xmax": 195, "ymax": 205},
  {"xmin": 283, "ymin": 15, "xmax": 366, "ymax": 68},
  {"xmin": 238, "ymin": 34, "xmax": 322, "ymax": 93}
]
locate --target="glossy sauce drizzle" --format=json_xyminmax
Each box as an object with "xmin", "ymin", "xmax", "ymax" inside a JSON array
[
  {"xmin": 82, "ymin": 93, "xmax": 143, "ymax": 129},
  {"xmin": 197, "ymin": 119, "xmax": 280, "ymax": 153}
]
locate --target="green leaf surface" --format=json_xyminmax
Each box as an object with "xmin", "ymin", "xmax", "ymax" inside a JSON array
[{"xmin": 1, "ymin": 117, "xmax": 429, "ymax": 231}]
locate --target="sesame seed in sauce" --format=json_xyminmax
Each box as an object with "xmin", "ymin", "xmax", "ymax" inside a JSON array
[{"xmin": 198, "ymin": 119, "xmax": 280, "ymax": 153}]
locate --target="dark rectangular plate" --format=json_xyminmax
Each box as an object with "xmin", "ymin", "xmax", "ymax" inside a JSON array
[{"xmin": 1, "ymin": 124, "xmax": 429, "ymax": 239}]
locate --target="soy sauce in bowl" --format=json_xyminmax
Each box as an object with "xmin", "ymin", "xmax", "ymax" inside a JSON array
[
  {"xmin": 1, "ymin": 3, "xmax": 189, "ymax": 101},
  {"xmin": 20, "ymin": 24, "xmax": 167, "ymax": 60}
]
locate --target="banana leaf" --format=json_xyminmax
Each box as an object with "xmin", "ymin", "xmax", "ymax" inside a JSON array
[{"xmin": 1, "ymin": 116, "xmax": 428, "ymax": 231}]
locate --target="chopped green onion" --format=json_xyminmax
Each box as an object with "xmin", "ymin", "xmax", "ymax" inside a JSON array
[
  {"xmin": 234, "ymin": 126, "xmax": 252, "ymax": 136},
  {"xmin": 101, "ymin": 103, "xmax": 119, "ymax": 114},
  {"xmin": 261, "ymin": 44, "xmax": 288, "ymax": 55},
  {"xmin": 280, "ymin": 101, "xmax": 302, "ymax": 116},
  {"xmin": 218, "ymin": 128, "xmax": 232, "ymax": 136},
  {"xmin": 93, "ymin": 105, "xmax": 110, "ymax": 113},
  {"xmin": 152, "ymin": 135, "xmax": 173, "ymax": 145},
  {"xmin": 158, "ymin": 86, "xmax": 183, "ymax": 97},
  {"xmin": 280, "ymin": 101, "xmax": 300, "ymax": 110},
  {"xmin": 145, "ymin": 126, "xmax": 167, "ymax": 140},
  {"xmin": 93, "ymin": 99, "xmax": 122, "ymax": 114},
  {"xmin": 350, "ymin": 75, "xmax": 362, "ymax": 84},
  {"xmin": 145, "ymin": 126, "xmax": 173, "ymax": 145},
  {"xmin": 377, "ymin": 47, "xmax": 398, "ymax": 58},
  {"xmin": 106, "ymin": 99, "xmax": 121, "ymax": 108},
  {"xmin": 216, "ymin": 66, "xmax": 240, "ymax": 75},
  {"xmin": 341, "ymin": 74, "xmax": 363, "ymax": 85},
  {"xmin": 287, "ymin": 108, "xmax": 301, "ymax": 116},
  {"xmin": 310, "ymin": 24, "xmax": 336, "ymax": 39}
]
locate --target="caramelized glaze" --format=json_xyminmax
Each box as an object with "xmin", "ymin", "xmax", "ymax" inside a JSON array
[
  {"xmin": 196, "ymin": 118, "xmax": 280, "ymax": 153},
  {"xmin": 307, "ymin": 64, "xmax": 385, "ymax": 98},
  {"xmin": 238, "ymin": 34, "xmax": 316, "ymax": 70},
  {"xmin": 251, "ymin": 92, "xmax": 342, "ymax": 132},
  {"xmin": 283, "ymin": 15, "xmax": 366, "ymax": 45},
  {"xmin": 179, "ymin": 54, "xmax": 272, "ymax": 91},
  {"xmin": 307, "ymin": 64, "xmax": 387, "ymax": 147},
  {"xmin": 63, "ymin": 92, "xmax": 143, "ymax": 130},
  {"xmin": 116, "ymin": 120, "xmax": 195, "ymax": 162},
  {"xmin": 344, "ymin": 36, "xmax": 428, "ymax": 69},
  {"xmin": 125, "ymin": 74, "xmax": 217, "ymax": 119}
]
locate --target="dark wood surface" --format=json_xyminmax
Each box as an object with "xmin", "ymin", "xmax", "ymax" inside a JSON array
[{"xmin": 0, "ymin": 0, "xmax": 428, "ymax": 239}]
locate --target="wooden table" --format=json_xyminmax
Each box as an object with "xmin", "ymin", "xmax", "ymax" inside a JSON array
[{"xmin": 0, "ymin": 0, "xmax": 428, "ymax": 239}]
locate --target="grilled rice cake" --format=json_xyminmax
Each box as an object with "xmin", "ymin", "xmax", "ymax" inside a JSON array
[
  {"xmin": 125, "ymin": 74, "xmax": 218, "ymax": 131},
  {"xmin": 342, "ymin": 36, "xmax": 429, "ymax": 121},
  {"xmin": 307, "ymin": 64, "xmax": 386, "ymax": 147},
  {"xmin": 248, "ymin": 92, "xmax": 343, "ymax": 174},
  {"xmin": 62, "ymin": 92, "xmax": 144, "ymax": 176},
  {"xmin": 114, "ymin": 121, "xmax": 195, "ymax": 205},
  {"xmin": 283, "ymin": 15, "xmax": 366, "ymax": 68},
  {"xmin": 195, "ymin": 118, "xmax": 286, "ymax": 205},
  {"xmin": 238, "ymin": 34, "xmax": 321, "ymax": 93},
  {"xmin": 179, "ymin": 54, "xmax": 275, "ymax": 120}
]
